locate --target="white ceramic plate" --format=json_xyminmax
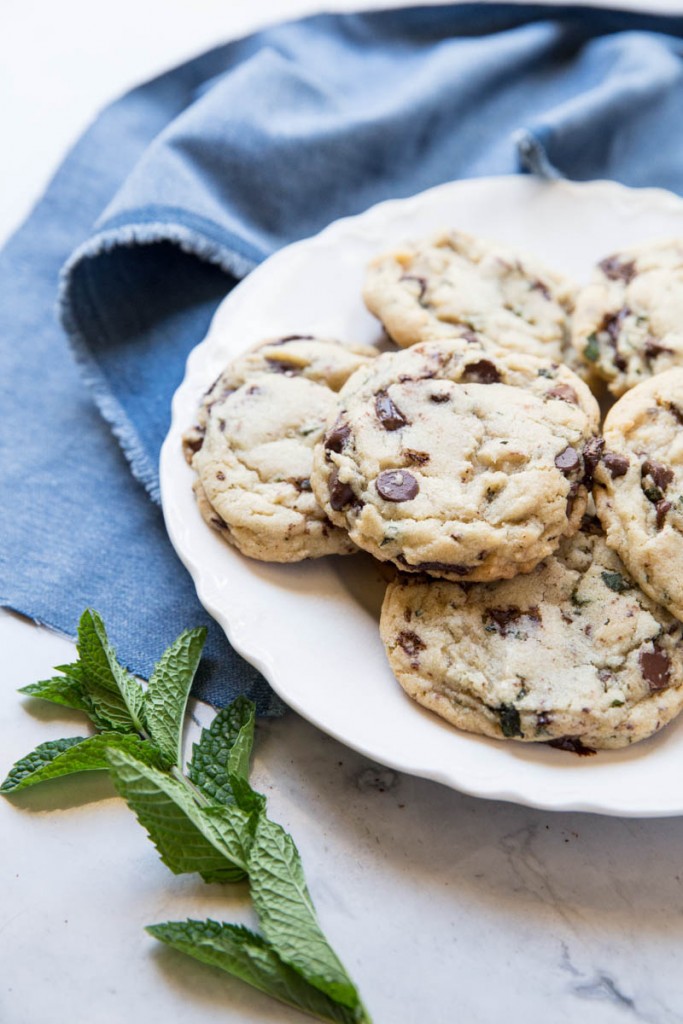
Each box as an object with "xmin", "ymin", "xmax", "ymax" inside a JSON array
[{"xmin": 161, "ymin": 175, "xmax": 683, "ymax": 817}]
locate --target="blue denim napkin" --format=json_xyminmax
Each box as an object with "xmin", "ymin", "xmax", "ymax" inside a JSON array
[{"xmin": 3, "ymin": 5, "xmax": 683, "ymax": 711}]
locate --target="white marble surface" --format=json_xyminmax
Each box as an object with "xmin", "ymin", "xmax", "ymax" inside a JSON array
[{"xmin": 4, "ymin": 2, "xmax": 683, "ymax": 1023}]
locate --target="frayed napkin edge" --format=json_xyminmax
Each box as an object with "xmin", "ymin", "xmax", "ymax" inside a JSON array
[{"xmin": 58, "ymin": 218, "xmax": 259, "ymax": 503}]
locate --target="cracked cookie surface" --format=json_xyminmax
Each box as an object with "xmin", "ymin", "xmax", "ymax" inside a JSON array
[
  {"xmin": 594, "ymin": 368, "xmax": 683, "ymax": 621},
  {"xmin": 311, "ymin": 339, "xmax": 600, "ymax": 581},
  {"xmin": 192, "ymin": 373, "xmax": 358, "ymax": 561},
  {"xmin": 363, "ymin": 230, "xmax": 576, "ymax": 363},
  {"xmin": 183, "ymin": 334, "xmax": 376, "ymax": 462},
  {"xmin": 572, "ymin": 239, "xmax": 683, "ymax": 397},
  {"xmin": 380, "ymin": 519, "xmax": 683, "ymax": 748}
]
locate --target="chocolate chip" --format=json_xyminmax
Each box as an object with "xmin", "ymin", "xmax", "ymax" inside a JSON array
[
  {"xmin": 324, "ymin": 417, "xmax": 351, "ymax": 454},
  {"xmin": 546, "ymin": 382, "xmax": 579, "ymax": 405},
  {"xmin": 403, "ymin": 449, "xmax": 430, "ymax": 466},
  {"xmin": 547, "ymin": 736, "xmax": 596, "ymax": 756},
  {"xmin": 270, "ymin": 334, "xmax": 315, "ymax": 345},
  {"xmin": 429, "ymin": 392, "xmax": 450, "ymax": 403},
  {"xmin": 530, "ymin": 279, "xmax": 552, "ymax": 301},
  {"xmin": 598, "ymin": 308, "xmax": 630, "ymax": 371},
  {"xmin": 184, "ymin": 432, "xmax": 205, "ymax": 455},
  {"xmin": 602, "ymin": 452, "xmax": 629, "ymax": 478},
  {"xmin": 642, "ymin": 460, "xmax": 674, "ymax": 491},
  {"xmin": 656, "ymin": 499, "xmax": 672, "ymax": 530},
  {"xmin": 376, "ymin": 469, "xmax": 419, "ymax": 502},
  {"xmin": 644, "ymin": 339, "xmax": 672, "ymax": 362},
  {"xmin": 667, "ymin": 402, "xmax": 683, "ymax": 426},
  {"xmin": 328, "ymin": 468, "xmax": 355, "ymax": 510},
  {"xmin": 582, "ymin": 436, "xmax": 605, "ymax": 484},
  {"xmin": 601, "ymin": 308, "xmax": 629, "ymax": 343},
  {"xmin": 566, "ymin": 481, "xmax": 580, "ymax": 518},
  {"xmin": 639, "ymin": 647, "xmax": 671, "ymax": 691},
  {"xmin": 400, "ymin": 274, "xmax": 427, "ymax": 301},
  {"xmin": 580, "ymin": 513, "xmax": 603, "ymax": 536},
  {"xmin": 397, "ymin": 555, "xmax": 471, "ymax": 576},
  {"xmin": 397, "ymin": 630, "xmax": 426, "ymax": 660},
  {"xmin": 459, "ymin": 328, "xmax": 482, "ymax": 345},
  {"xmin": 598, "ymin": 256, "xmax": 637, "ymax": 283},
  {"xmin": 484, "ymin": 606, "xmax": 541, "ymax": 635},
  {"xmin": 555, "ymin": 446, "xmax": 580, "ymax": 473},
  {"xmin": 216, "ymin": 470, "xmax": 225, "ymax": 481},
  {"xmin": 375, "ymin": 390, "xmax": 408, "ymax": 430},
  {"xmin": 485, "ymin": 607, "xmax": 520, "ymax": 632},
  {"xmin": 265, "ymin": 356, "xmax": 301, "ymax": 375},
  {"xmin": 461, "ymin": 359, "xmax": 501, "ymax": 385},
  {"xmin": 536, "ymin": 711, "xmax": 553, "ymax": 729},
  {"xmin": 203, "ymin": 376, "xmax": 236, "ymax": 412}
]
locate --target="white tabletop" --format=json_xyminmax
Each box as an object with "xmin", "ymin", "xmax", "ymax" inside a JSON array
[{"xmin": 3, "ymin": 3, "xmax": 683, "ymax": 1023}]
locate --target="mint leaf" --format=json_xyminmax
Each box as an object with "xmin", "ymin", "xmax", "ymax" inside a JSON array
[
  {"xmin": 188, "ymin": 698, "xmax": 257, "ymax": 806},
  {"xmin": 76, "ymin": 609, "xmax": 145, "ymax": 733},
  {"xmin": 20, "ymin": 674, "xmax": 92, "ymax": 714},
  {"xmin": 4, "ymin": 619, "xmax": 371, "ymax": 1023},
  {"xmin": 20, "ymin": 664, "xmax": 120, "ymax": 733},
  {"xmin": 147, "ymin": 920, "xmax": 367, "ymax": 1024},
  {"xmin": 29, "ymin": 663, "xmax": 126, "ymax": 737},
  {"xmin": 225, "ymin": 697, "xmax": 256, "ymax": 782},
  {"xmin": 0, "ymin": 733, "xmax": 161, "ymax": 793},
  {"xmin": 106, "ymin": 748, "xmax": 247, "ymax": 882},
  {"xmin": 231, "ymin": 774, "xmax": 267, "ymax": 816},
  {"xmin": 248, "ymin": 816, "xmax": 360, "ymax": 1011},
  {"xmin": 144, "ymin": 627, "xmax": 206, "ymax": 767}
]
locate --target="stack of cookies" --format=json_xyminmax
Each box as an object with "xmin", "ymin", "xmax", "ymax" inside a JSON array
[{"xmin": 184, "ymin": 231, "xmax": 683, "ymax": 754}]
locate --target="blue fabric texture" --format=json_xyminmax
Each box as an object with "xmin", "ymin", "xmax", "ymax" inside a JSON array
[{"xmin": 3, "ymin": 4, "xmax": 683, "ymax": 711}]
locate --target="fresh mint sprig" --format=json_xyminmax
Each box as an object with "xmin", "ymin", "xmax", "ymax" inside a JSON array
[{"xmin": 2, "ymin": 609, "xmax": 370, "ymax": 1023}]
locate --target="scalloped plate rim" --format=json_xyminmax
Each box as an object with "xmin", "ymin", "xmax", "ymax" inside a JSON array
[{"xmin": 161, "ymin": 175, "xmax": 683, "ymax": 818}]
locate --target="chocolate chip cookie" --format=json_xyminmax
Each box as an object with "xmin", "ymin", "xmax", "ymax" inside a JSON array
[
  {"xmin": 191, "ymin": 372, "xmax": 359, "ymax": 561},
  {"xmin": 183, "ymin": 334, "xmax": 377, "ymax": 463},
  {"xmin": 594, "ymin": 368, "xmax": 683, "ymax": 620},
  {"xmin": 572, "ymin": 239, "xmax": 683, "ymax": 397},
  {"xmin": 380, "ymin": 517, "xmax": 683, "ymax": 749},
  {"xmin": 363, "ymin": 230, "xmax": 576, "ymax": 362},
  {"xmin": 311, "ymin": 338, "xmax": 600, "ymax": 582}
]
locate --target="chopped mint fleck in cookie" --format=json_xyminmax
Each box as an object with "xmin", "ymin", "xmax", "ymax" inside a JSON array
[
  {"xmin": 496, "ymin": 703, "xmax": 523, "ymax": 738},
  {"xmin": 601, "ymin": 571, "xmax": 631, "ymax": 593},
  {"xmin": 380, "ymin": 525, "xmax": 399, "ymax": 547},
  {"xmin": 583, "ymin": 334, "xmax": 600, "ymax": 362}
]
